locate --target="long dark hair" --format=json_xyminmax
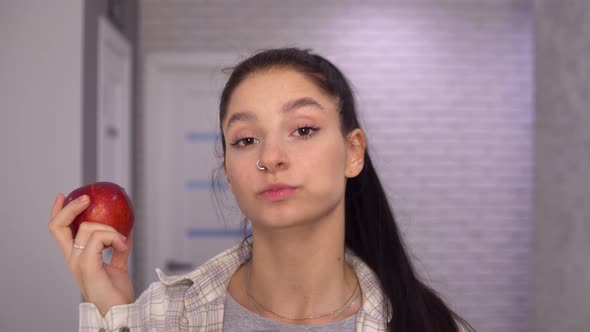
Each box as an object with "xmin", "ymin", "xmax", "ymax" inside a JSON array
[{"xmin": 216, "ymin": 48, "xmax": 474, "ymax": 332}]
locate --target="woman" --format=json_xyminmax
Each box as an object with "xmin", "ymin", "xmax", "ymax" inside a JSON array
[{"xmin": 49, "ymin": 48, "xmax": 474, "ymax": 332}]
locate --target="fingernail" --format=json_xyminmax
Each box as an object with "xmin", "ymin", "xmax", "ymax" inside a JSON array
[{"xmin": 77, "ymin": 195, "xmax": 89, "ymax": 204}]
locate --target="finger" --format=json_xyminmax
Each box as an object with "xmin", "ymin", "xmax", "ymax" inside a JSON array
[
  {"xmin": 50, "ymin": 193, "xmax": 65, "ymax": 219},
  {"xmin": 74, "ymin": 221, "xmax": 122, "ymax": 246},
  {"xmin": 70, "ymin": 222, "xmax": 123, "ymax": 261},
  {"xmin": 48, "ymin": 195, "xmax": 89, "ymax": 258},
  {"xmin": 51, "ymin": 194, "xmax": 90, "ymax": 228},
  {"xmin": 80, "ymin": 231, "xmax": 128, "ymax": 271},
  {"xmin": 110, "ymin": 232, "xmax": 133, "ymax": 269},
  {"xmin": 125, "ymin": 231, "xmax": 133, "ymax": 247}
]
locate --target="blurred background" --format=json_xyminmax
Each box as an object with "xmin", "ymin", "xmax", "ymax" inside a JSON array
[{"xmin": 1, "ymin": 0, "xmax": 588, "ymax": 331}]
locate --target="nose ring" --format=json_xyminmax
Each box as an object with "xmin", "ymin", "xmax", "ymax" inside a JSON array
[{"xmin": 256, "ymin": 160, "xmax": 267, "ymax": 171}]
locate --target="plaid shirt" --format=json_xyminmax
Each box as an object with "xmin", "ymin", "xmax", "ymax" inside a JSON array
[{"xmin": 80, "ymin": 242, "xmax": 391, "ymax": 332}]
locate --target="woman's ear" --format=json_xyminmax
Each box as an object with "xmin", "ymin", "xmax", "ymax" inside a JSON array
[{"xmin": 345, "ymin": 128, "xmax": 366, "ymax": 178}]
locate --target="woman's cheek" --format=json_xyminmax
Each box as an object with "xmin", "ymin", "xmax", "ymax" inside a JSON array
[
  {"xmin": 234, "ymin": 168, "xmax": 254, "ymax": 195},
  {"xmin": 225, "ymin": 162, "xmax": 243, "ymax": 194}
]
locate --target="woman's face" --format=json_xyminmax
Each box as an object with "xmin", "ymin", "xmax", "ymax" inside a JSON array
[{"xmin": 222, "ymin": 68, "xmax": 363, "ymax": 230}]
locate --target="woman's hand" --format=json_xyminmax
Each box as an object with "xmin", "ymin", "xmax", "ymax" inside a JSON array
[{"xmin": 48, "ymin": 193, "xmax": 134, "ymax": 317}]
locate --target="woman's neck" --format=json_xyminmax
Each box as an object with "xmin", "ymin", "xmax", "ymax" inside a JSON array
[{"xmin": 242, "ymin": 208, "xmax": 359, "ymax": 323}]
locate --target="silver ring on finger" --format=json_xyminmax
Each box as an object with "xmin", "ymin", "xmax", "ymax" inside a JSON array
[{"xmin": 73, "ymin": 243, "xmax": 86, "ymax": 250}]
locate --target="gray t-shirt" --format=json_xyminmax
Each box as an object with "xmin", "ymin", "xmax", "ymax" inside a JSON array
[{"xmin": 222, "ymin": 293, "xmax": 356, "ymax": 332}]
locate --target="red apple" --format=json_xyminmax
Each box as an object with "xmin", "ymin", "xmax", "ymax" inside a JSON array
[{"xmin": 65, "ymin": 181, "xmax": 134, "ymax": 239}]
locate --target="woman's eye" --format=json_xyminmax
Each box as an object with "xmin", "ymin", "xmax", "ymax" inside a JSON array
[
  {"xmin": 293, "ymin": 126, "xmax": 320, "ymax": 138},
  {"xmin": 230, "ymin": 137, "xmax": 258, "ymax": 147}
]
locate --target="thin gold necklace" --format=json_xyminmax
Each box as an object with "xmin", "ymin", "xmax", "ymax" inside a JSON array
[{"xmin": 243, "ymin": 261, "xmax": 360, "ymax": 322}]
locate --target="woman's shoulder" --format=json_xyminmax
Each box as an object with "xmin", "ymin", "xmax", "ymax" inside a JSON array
[
  {"xmin": 153, "ymin": 242, "xmax": 251, "ymax": 288},
  {"xmin": 132, "ymin": 242, "xmax": 252, "ymax": 310},
  {"xmin": 78, "ymin": 243, "xmax": 250, "ymax": 332}
]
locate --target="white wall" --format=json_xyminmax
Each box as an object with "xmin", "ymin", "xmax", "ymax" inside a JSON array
[
  {"xmin": 138, "ymin": 1, "xmax": 533, "ymax": 331},
  {"xmin": 0, "ymin": 1, "xmax": 83, "ymax": 331}
]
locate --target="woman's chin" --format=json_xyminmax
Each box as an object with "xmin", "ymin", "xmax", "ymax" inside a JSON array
[{"xmin": 251, "ymin": 212, "xmax": 315, "ymax": 231}]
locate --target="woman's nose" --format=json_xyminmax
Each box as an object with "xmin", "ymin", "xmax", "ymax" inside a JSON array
[{"xmin": 258, "ymin": 138, "xmax": 288, "ymax": 172}]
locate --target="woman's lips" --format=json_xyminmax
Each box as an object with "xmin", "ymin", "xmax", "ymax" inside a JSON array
[{"xmin": 258, "ymin": 186, "xmax": 298, "ymax": 201}]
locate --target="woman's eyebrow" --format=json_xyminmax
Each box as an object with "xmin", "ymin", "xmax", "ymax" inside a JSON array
[
  {"xmin": 282, "ymin": 97, "xmax": 325, "ymax": 113},
  {"xmin": 226, "ymin": 111, "xmax": 257, "ymax": 131},
  {"xmin": 225, "ymin": 97, "xmax": 325, "ymax": 130}
]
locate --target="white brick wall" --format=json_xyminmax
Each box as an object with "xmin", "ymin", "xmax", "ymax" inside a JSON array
[{"xmin": 138, "ymin": 1, "xmax": 533, "ymax": 331}]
